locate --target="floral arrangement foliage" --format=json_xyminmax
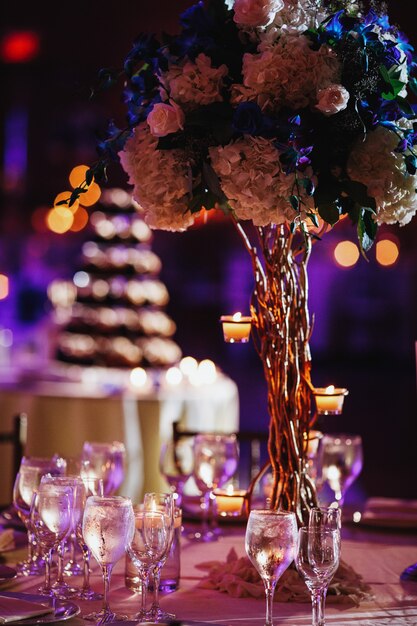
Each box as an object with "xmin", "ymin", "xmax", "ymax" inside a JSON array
[{"xmin": 77, "ymin": 0, "xmax": 417, "ymax": 250}]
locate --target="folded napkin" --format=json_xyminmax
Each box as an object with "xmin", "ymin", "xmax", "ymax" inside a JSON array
[
  {"xmin": 0, "ymin": 596, "xmax": 54, "ymax": 623},
  {"xmin": 361, "ymin": 498, "xmax": 417, "ymax": 528},
  {"xmin": 0, "ymin": 529, "xmax": 27, "ymax": 553},
  {"xmin": 197, "ymin": 548, "xmax": 373, "ymax": 606}
]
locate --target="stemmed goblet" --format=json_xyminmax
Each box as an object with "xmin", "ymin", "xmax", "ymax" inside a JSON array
[
  {"xmin": 81, "ymin": 441, "xmax": 126, "ymax": 496},
  {"xmin": 143, "ymin": 492, "xmax": 175, "ymax": 623},
  {"xmin": 318, "ymin": 434, "xmax": 363, "ymax": 509},
  {"xmin": 76, "ymin": 477, "xmax": 104, "ymax": 600},
  {"xmin": 30, "ymin": 485, "xmax": 73, "ymax": 596},
  {"xmin": 295, "ymin": 526, "xmax": 341, "ymax": 626},
  {"xmin": 127, "ymin": 508, "xmax": 169, "ymax": 621},
  {"xmin": 245, "ymin": 510, "xmax": 298, "ymax": 626},
  {"xmin": 159, "ymin": 438, "xmax": 193, "ymax": 507},
  {"xmin": 82, "ymin": 495, "xmax": 134, "ymax": 624},
  {"xmin": 192, "ymin": 433, "xmax": 239, "ymax": 541}
]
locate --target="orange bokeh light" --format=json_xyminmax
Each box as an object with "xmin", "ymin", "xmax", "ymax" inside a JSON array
[
  {"xmin": 46, "ymin": 206, "xmax": 74, "ymax": 234},
  {"xmin": 334, "ymin": 240, "xmax": 360, "ymax": 268},
  {"xmin": 0, "ymin": 275, "xmax": 9, "ymax": 300},
  {"xmin": 31, "ymin": 207, "xmax": 49, "ymax": 233},
  {"xmin": 54, "ymin": 191, "xmax": 79, "ymax": 213},
  {"xmin": 69, "ymin": 164, "xmax": 90, "ymax": 189},
  {"xmin": 70, "ymin": 206, "xmax": 89, "ymax": 232},
  {"xmin": 79, "ymin": 182, "xmax": 101, "ymax": 207},
  {"xmin": 376, "ymin": 238, "xmax": 399, "ymax": 267}
]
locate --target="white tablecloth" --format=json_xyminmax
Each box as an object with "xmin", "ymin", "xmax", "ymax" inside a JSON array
[
  {"xmin": 1, "ymin": 524, "xmax": 416, "ymax": 625},
  {"xmin": 0, "ymin": 372, "xmax": 239, "ymax": 505}
]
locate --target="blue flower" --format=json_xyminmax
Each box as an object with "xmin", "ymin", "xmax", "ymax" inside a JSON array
[{"xmin": 232, "ymin": 103, "xmax": 264, "ymax": 136}]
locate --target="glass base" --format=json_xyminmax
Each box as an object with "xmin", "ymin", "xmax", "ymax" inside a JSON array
[
  {"xmin": 16, "ymin": 557, "xmax": 45, "ymax": 577},
  {"xmin": 84, "ymin": 609, "xmax": 130, "ymax": 624}
]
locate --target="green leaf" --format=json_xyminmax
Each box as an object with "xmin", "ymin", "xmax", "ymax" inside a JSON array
[
  {"xmin": 357, "ymin": 208, "xmax": 377, "ymax": 256},
  {"xmin": 340, "ymin": 180, "xmax": 376, "ymax": 213},
  {"xmin": 85, "ymin": 169, "xmax": 94, "ymax": 186},
  {"xmin": 396, "ymin": 96, "xmax": 415, "ymax": 117},
  {"xmin": 289, "ymin": 195, "xmax": 300, "ymax": 212},
  {"xmin": 188, "ymin": 190, "xmax": 218, "ymax": 214},
  {"xmin": 317, "ymin": 202, "xmax": 340, "ymax": 226},
  {"xmin": 306, "ymin": 211, "xmax": 319, "ymax": 228}
]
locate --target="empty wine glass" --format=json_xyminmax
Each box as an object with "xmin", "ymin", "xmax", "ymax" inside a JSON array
[
  {"xmin": 318, "ymin": 434, "xmax": 363, "ymax": 508},
  {"xmin": 192, "ymin": 433, "xmax": 239, "ymax": 541},
  {"xmin": 75, "ymin": 477, "xmax": 104, "ymax": 600},
  {"xmin": 30, "ymin": 485, "xmax": 73, "ymax": 596},
  {"xmin": 295, "ymin": 526, "xmax": 341, "ymax": 626},
  {"xmin": 309, "ymin": 506, "xmax": 341, "ymax": 535},
  {"xmin": 13, "ymin": 456, "xmax": 65, "ymax": 576},
  {"xmin": 143, "ymin": 492, "xmax": 175, "ymax": 623},
  {"xmin": 245, "ymin": 510, "xmax": 298, "ymax": 626},
  {"xmin": 82, "ymin": 495, "xmax": 134, "ymax": 623},
  {"xmin": 159, "ymin": 437, "xmax": 193, "ymax": 507},
  {"xmin": 127, "ymin": 508, "xmax": 169, "ymax": 621},
  {"xmin": 81, "ymin": 441, "xmax": 126, "ymax": 495}
]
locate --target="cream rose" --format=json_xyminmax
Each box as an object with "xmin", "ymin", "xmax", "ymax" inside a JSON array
[
  {"xmin": 233, "ymin": 0, "xmax": 284, "ymax": 27},
  {"xmin": 316, "ymin": 84, "xmax": 350, "ymax": 116},
  {"xmin": 147, "ymin": 101, "xmax": 185, "ymax": 137}
]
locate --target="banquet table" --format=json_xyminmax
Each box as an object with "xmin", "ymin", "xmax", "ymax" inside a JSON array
[{"xmin": 1, "ymin": 521, "xmax": 416, "ymax": 626}]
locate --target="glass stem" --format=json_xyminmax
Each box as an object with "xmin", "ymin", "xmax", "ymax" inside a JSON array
[
  {"xmin": 44, "ymin": 549, "xmax": 52, "ymax": 592},
  {"xmin": 201, "ymin": 491, "xmax": 211, "ymax": 536},
  {"xmin": 101, "ymin": 563, "xmax": 113, "ymax": 616},
  {"xmin": 140, "ymin": 568, "xmax": 149, "ymax": 615},
  {"xmin": 56, "ymin": 542, "xmax": 65, "ymax": 584},
  {"xmin": 264, "ymin": 580, "xmax": 276, "ymax": 626},
  {"xmin": 27, "ymin": 530, "xmax": 34, "ymax": 562},
  {"xmin": 81, "ymin": 545, "xmax": 91, "ymax": 591},
  {"xmin": 151, "ymin": 564, "xmax": 162, "ymax": 611},
  {"xmin": 311, "ymin": 587, "xmax": 326, "ymax": 626}
]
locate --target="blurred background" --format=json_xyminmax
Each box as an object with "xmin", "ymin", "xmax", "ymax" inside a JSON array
[{"xmin": 1, "ymin": 1, "xmax": 416, "ymax": 501}]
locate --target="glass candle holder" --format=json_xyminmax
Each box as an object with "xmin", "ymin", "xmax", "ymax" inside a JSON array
[
  {"xmin": 313, "ymin": 386, "xmax": 349, "ymax": 415},
  {"xmin": 213, "ymin": 487, "xmax": 248, "ymax": 518},
  {"xmin": 220, "ymin": 313, "xmax": 252, "ymax": 343}
]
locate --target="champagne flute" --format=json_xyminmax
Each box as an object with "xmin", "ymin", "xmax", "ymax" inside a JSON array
[
  {"xmin": 81, "ymin": 441, "xmax": 126, "ymax": 495},
  {"xmin": 159, "ymin": 438, "xmax": 193, "ymax": 507},
  {"xmin": 245, "ymin": 510, "xmax": 298, "ymax": 626},
  {"xmin": 76, "ymin": 477, "xmax": 104, "ymax": 600},
  {"xmin": 127, "ymin": 509, "xmax": 169, "ymax": 621},
  {"xmin": 192, "ymin": 433, "xmax": 239, "ymax": 541},
  {"xmin": 82, "ymin": 495, "xmax": 134, "ymax": 623},
  {"xmin": 143, "ymin": 492, "xmax": 175, "ymax": 623},
  {"xmin": 30, "ymin": 485, "xmax": 73, "ymax": 596},
  {"xmin": 295, "ymin": 526, "xmax": 340, "ymax": 626},
  {"xmin": 318, "ymin": 434, "xmax": 363, "ymax": 509}
]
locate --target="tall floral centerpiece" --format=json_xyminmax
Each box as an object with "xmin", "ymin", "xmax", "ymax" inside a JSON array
[{"xmin": 70, "ymin": 0, "xmax": 417, "ymax": 524}]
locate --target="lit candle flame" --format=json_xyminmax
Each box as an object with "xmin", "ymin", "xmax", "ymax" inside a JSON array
[
  {"xmin": 325, "ymin": 385, "xmax": 335, "ymax": 394},
  {"xmin": 232, "ymin": 312, "xmax": 242, "ymax": 322},
  {"xmin": 226, "ymin": 484, "xmax": 234, "ymax": 495}
]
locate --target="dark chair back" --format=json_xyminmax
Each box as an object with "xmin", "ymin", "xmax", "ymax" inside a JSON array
[{"xmin": 0, "ymin": 413, "xmax": 27, "ymax": 500}]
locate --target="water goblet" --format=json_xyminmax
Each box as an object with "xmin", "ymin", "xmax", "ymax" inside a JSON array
[
  {"xmin": 82, "ymin": 495, "xmax": 134, "ymax": 623},
  {"xmin": 127, "ymin": 508, "xmax": 169, "ymax": 621},
  {"xmin": 143, "ymin": 492, "xmax": 175, "ymax": 623},
  {"xmin": 318, "ymin": 434, "xmax": 363, "ymax": 509},
  {"xmin": 75, "ymin": 477, "xmax": 104, "ymax": 600},
  {"xmin": 295, "ymin": 526, "xmax": 341, "ymax": 626},
  {"xmin": 40, "ymin": 474, "xmax": 85, "ymax": 598},
  {"xmin": 192, "ymin": 433, "xmax": 239, "ymax": 541},
  {"xmin": 159, "ymin": 437, "xmax": 193, "ymax": 507},
  {"xmin": 245, "ymin": 509, "xmax": 298, "ymax": 626},
  {"xmin": 81, "ymin": 441, "xmax": 126, "ymax": 495},
  {"xmin": 30, "ymin": 485, "xmax": 73, "ymax": 596}
]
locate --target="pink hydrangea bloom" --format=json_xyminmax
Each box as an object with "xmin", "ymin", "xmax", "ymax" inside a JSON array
[{"xmin": 233, "ymin": 0, "xmax": 284, "ymax": 27}]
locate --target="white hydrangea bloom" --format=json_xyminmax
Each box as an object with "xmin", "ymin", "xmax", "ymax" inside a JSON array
[
  {"xmin": 209, "ymin": 136, "xmax": 315, "ymax": 225},
  {"xmin": 347, "ymin": 122, "xmax": 417, "ymax": 226},
  {"xmin": 231, "ymin": 34, "xmax": 340, "ymax": 113},
  {"xmin": 160, "ymin": 53, "xmax": 228, "ymax": 110},
  {"xmin": 119, "ymin": 124, "xmax": 195, "ymax": 231}
]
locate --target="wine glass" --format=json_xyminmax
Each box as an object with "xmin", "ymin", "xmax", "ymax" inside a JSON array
[
  {"xmin": 75, "ymin": 477, "xmax": 104, "ymax": 600},
  {"xmin": 127, "ymin": 508, "xmax": 169, "ymax": 621},
  {"xmin": 318, "ymin": 434, "xmax": 363, "ymax": 509},
  {"xmin": 159, "ymin": 437, "xmax": 193, "ymax": 507},
  {"xmin": 82, "ymin": 495, "xmax": 134, "ymax": 623},
  {"xmin": 13, "ymin": 456, "xmax": 65, "ymax": 576},
  {"xmin": 309, "ymin": 506, "xmax": 341, "ymax": 534},
  {"xmin": 40, "ymin": 475, "xmax": 85, "ymax": 598},
  {"xmin": 143, "ymin": 492, "xmax": 175, "ymax": 623},
  {"xmin": 30, "ymin": 485, "xmax": 73, "ymax": 596},
  {"xmin": 295, "ymin": 526, "xmax": 341, "ymax": 626},
  {"xmin": 192, "ymin": 433, "xmax": 239, "ymax": 541},
  {"xmin": 245, "ymin": 510, "xmax": 298, "ymax": 626},
  {"xmin": 81, "ymin": 441, "xmax": 126, "ymax": 495}
]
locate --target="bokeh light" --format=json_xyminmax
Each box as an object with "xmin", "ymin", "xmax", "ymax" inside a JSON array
[
  {"xmin": 1, "ymin": 31, "xmax": 40, "ymax": 63},
  {"xmin": 79, "ymin": 182, "xmax": 101, "ymax": 207},
  {"xmin": 69, "ymin": 164, "xmax": 90, "ymax": 189},
  {"xmin": 334, "ymin": 241, "xmax": 360, "ymax": 268},
  {"xmin": 46, "ymin": 206, "xmax": 74, "ymax": 234},
  {"xmin": 376, "ymin": 238, "xmax": 400, "ymax": 267},
  {"xmin": 54, "ymin": 191, "xmax": 79, "ymax": 213},
  {"xmin": 0, "ymin": 275, "xmax": 9, "ymax": 300},
  {"xmin": 70, "ymin": 206, "xmax": 89, "ymax": 232}
]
